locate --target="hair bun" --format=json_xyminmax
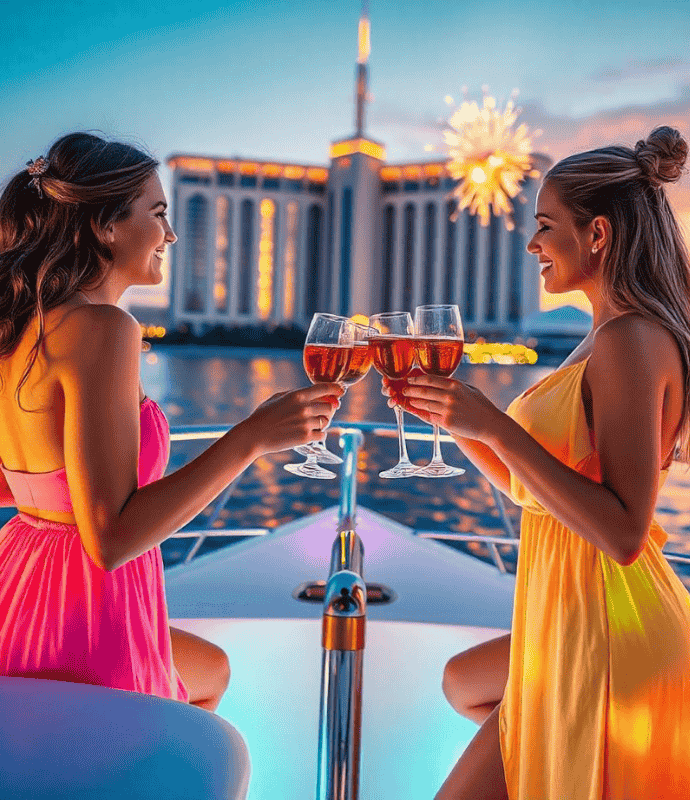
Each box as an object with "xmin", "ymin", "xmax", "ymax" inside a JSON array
[{"xmin": 634, "ymin": 126, "xmax": 687, "ymax": 187}]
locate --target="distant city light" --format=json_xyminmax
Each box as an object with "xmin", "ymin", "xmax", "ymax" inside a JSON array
[
  {"xmin": 283, "ymin": 165, "xmax": 306, "ymax": 180},
  {"xmin": 257, "ymin": 199, "xmax": 276, "ymax": 319},
  {"xmin": 464, "ymin": 342, "xmax": 538, "ymax": 364},
  {"xmin": 215, "ymin": 196, "xmax": 229, "ymax": 313},
  {"xmin": 443, "ymin": 89, "xmax": 542, "ymax": 229},
  {"xmin": 329, "ymin": 138, "xmax": 386, "ymax": 161},
  {"xmin": 141, "ymin": 324, "xmax": 167, "ymax": 339},
  {"xmin": 357, "ymin": 14, "xmax": 370, "ymax": 64},
  {"xmin": 282, "ymin": 201, "xmax": 298, "ymax": 319}
]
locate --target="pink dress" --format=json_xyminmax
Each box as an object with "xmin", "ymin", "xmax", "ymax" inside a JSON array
[{"xmin": 0, "ymin": 397, "xmax": 189, "ymax": 702}]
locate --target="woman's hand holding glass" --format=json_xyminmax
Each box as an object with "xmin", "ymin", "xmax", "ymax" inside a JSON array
[
  {"xmin": 244, "ymin": 383, "xmax": 345, "ymax": 456},
  {"xmin": 394, "ymin": 371, "xmax": 503, "ymax": 445}
]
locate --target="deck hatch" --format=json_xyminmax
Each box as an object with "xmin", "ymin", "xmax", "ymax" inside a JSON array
[{"xmin": 293, "ymin": 580, "xmax": 397, "ymax": 605}]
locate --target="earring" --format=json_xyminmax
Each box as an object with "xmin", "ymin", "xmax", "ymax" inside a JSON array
[{"xmin": 591, "ymin": 246, "xmax": 598, "ymax": 254}]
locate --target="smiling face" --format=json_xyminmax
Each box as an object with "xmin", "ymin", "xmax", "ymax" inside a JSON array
[
  {"xmin": 108, "ymin": 173, "xmax": 177, "ymax": 287},
  {"xmin": 526, "ymin": 180, "xmax": 604, "ymax": 296}
]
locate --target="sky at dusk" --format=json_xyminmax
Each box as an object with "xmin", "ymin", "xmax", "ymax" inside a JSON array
[{"xmin": 2, "ymin": 0, "xmax": 689, "ymax": 312}]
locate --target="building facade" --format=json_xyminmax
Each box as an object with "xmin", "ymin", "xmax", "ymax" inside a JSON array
[{"xmin": 167, "ymin": 12, "xmax": 551, "ymax": 338}]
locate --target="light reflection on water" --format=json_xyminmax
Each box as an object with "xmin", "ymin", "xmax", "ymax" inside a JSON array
[{"xmin": 141, "ymin": 346, "xmax": 690, "ymax": 586}]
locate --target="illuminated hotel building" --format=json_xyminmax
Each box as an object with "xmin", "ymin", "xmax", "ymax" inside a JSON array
[{"xmin": 167, "ymin": 11, "xmax": 550, "ymax": 338}]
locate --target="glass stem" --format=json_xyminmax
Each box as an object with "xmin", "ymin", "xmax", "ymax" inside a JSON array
[
  {"xmin": 394, "ymin": 405, "xmax": 412, "ymax": 465},
  {"xmin": 430, "ymin": 424, "xmax": 443, "ymax": 464}
]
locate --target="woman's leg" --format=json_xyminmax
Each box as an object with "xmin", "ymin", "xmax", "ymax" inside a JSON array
[
  {"xmin": 434, "ymin": 703, "xmax": 508, "ymax": 800},
  {"xmin": 442, "ymin": 633, "xmax": 511, "ymax": 725},
  {"xmin": 169, "ymin": 626, "xmax": 231, "ymax": 711}
]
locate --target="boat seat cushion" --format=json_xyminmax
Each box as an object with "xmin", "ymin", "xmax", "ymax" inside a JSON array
[{"xmin": 0, "ymin": 676, "xmax": 250, "ymax": 800}]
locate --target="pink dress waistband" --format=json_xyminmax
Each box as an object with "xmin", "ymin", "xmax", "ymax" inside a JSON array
[{"xmin": 0, "ymin": 464, "xmax": 73, "ymax": 513}]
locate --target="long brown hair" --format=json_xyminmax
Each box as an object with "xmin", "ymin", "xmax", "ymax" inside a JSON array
[
  {"xmin": 0, "ymin": 132, "xmax": 158, "ymax": 410},
  {"xmin": 545, "ymin": 126, "xmax": 690, "ymax": 464}
]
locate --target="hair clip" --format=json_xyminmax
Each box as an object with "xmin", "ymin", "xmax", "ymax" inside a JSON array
[{"xmin": 26, "ymin": 156, "xmax": 49, "ymax": 198}]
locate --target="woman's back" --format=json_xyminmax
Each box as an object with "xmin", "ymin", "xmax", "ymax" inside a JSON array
[
  {"xmin": 0, "ymin": 310, "xmax": 188, "ymax": 700},
  {"xmin": 0, "ymin": 299, "xmax": 142, "ymax": 524}
]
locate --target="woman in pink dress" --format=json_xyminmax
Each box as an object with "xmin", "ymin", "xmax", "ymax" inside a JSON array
[{"xmin": 0, "ymin": 132, "xmax": 343, "ymax": 710}]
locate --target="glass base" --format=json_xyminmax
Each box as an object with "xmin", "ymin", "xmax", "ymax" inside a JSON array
[
  {"xmin": 284, "ymin": 461, "xmax": 336, "ymax": 480},
  {"xmin": 294, "ymin": 443, "xmax": 343, "ymax": 464},
  {"xmin": 379, "ymin": 460, "xmax": 422, "ymax": 479},
  {"xmin": 415, "ymin": 461, "xmax": 466, "ymax": 478}
]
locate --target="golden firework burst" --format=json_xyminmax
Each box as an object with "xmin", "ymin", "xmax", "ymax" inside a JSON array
[{"xmin": 443, "ymin": 90, "xmax": 541, "ymax": 230}]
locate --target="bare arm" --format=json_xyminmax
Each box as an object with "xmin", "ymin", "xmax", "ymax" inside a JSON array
[
  {"xmin": 381, "ymin": 379, "xmax": 512, "ymax": 496},
  {"xmin": 403, "ymin": 315, "xmax": 679, "ymax": 566},
  {"xmin": 59, "ymin": 305, "xmax": 341, "ymax": 571},
  {"xmin": 483, "ymin": 316, "xmax": 672, "ymax": 565},
  {"xmin": 449, "ymin": 436, "xmax": 512, "ymax": 497}
]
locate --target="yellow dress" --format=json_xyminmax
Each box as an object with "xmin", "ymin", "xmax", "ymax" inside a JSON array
[{"xmin": 499, "ymin": 356, "xmax": 690, "ymax": 800}]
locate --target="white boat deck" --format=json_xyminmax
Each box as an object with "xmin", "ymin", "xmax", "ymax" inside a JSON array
[
  {"xmin": 165, "ymin": 505, "xmax": 515, "ymax": 626},
  {"xmin": 166, "ymin": 507, "xmax": 515, "ymax": 799}
]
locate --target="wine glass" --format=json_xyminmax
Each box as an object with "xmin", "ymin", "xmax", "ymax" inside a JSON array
[
  {"xmin": 340, "ymin": 322, "xmax": 375, "ymax": 387},
  {"xmin": 295, "ymin": 320, "xmax": 375, "ymax": 463},
  {"xmin": 413, "ymin": 304, "xmax": 466, "ymax": 478},
  {"xmin": 284, "ymin": 314, "xmax": 355, "ymax": 479},
  {"xmin": 369, "ymin": 312, "xmax": 419, "ymax": 479},
  {"xmin": 293, "ymin": 313, "xmax": 352, "ymax": 465}
]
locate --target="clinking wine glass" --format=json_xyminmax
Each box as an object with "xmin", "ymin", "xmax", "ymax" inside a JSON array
[
  {"xmin": 284, "ymin": 314, "xmax": 355, "ymax": 480},
  {"xmin": 295, "ymin": 319, "xmax": 375, "ymax": 463},
  {"xmin": 293, "ymin": 313, "xmax": 353, "ymax": 464},
  {"xmin": 413, "ymin": 304, "xmax": 466, "ymax": 478},
  {"xmin": 340, "ymin": 322, "xmax": 375, "ymax": 387},
  {"xmin": 369, "ymin": 312, "xmax": 420, "ymax": 479}
]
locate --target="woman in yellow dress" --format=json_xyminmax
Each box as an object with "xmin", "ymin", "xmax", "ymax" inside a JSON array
[{"xmin": 398, "ymin": 126, "xmax": 690, "ymax": 799}]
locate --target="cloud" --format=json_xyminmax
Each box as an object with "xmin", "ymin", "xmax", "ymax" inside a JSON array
[
  {"xmin": 372, "ymin": 88, "xmax": 690, "ymax": 167},
  {"xmin": 520, "ymin": 87, "xmax": 690, "ymax": 160},
  {"xmin": 371, "ymin": 88, "xmax": 690, "ymax": 254},
  {"xmin": 370, "ymin": 100, "xmax": 445, "ymax": 150},
  {"xmin": 590, "ymin": 58, "xmax": 690, "ymax": 84}
]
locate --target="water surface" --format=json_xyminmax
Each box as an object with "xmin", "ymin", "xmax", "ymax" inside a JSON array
[{"xmin": 139, "ymin": 345, "xmax": 690, "ymax": 585}]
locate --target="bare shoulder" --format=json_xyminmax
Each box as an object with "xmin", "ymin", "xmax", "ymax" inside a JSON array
[
  {"xmin": 50, "ymin": 304, "xmax": 142, "ymax": 400},
  {"xmin": 48, "ymin": 303, "xmax": 141, "ymax": 364},
  {"xmin": 589, "ymin": 312, "xmax": 683, "ymax": 388}
]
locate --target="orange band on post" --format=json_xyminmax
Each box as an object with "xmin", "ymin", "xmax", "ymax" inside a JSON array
[{"xmin": 322, "ymin": 615, "xmax": 365, "ymax": 651}]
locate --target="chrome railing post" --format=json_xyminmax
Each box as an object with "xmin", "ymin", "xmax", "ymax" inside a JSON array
[
  {"xmin": 316, "ymin": 535, "xmax": 366, "ymax": 800},
  {"xmin": 338, "ymin": 429, "xmax": 364, "ymax": 533}
]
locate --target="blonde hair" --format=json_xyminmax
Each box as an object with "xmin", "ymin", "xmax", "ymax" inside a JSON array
[{"xmin": 545, "ymin": 126, "xmax": 690, "ymax": 464}]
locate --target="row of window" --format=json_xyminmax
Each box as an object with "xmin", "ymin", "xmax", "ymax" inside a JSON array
[
  {"xmin": 178, "ymin": 173, "xmax": 326, "ymax": 195},
  {"xmin": 382, "ymin": 177, "xmax": 458, "ymax": 195},
  {"xmin": 379, "ymin": 196, "xmax": 526, "ymax": 324},
  {"xmin": 180, "ymin": 193, "xmax": 324, "ymax": 319},
  {"xmin": 178, "ymin": 172, "xmax": 458, "ymax": 196},
  {"xmin": 179, "ymin": 184, "xmax": 530, "ymax": 323}
]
